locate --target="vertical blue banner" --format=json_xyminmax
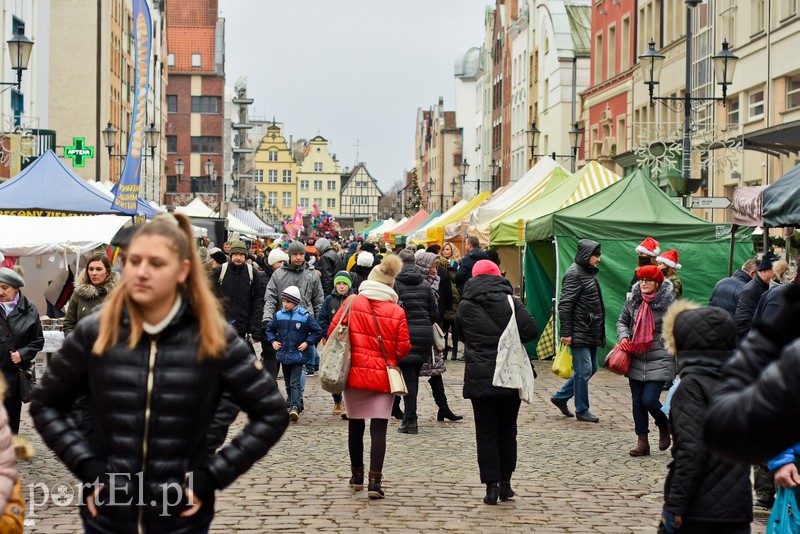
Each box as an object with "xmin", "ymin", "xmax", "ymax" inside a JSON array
[{"xmin": 113, "ymin": 0, "xmax": 152, "ymax": 214}]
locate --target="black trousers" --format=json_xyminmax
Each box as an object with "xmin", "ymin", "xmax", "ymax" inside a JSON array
[
  {"xmin": 397, "ymin": 362, "xmax": 423, "ymax": 421},
  {"xmin": 428, "ymin": 375, "xmax": 447, "ymax": 408},
  {"xmin": 659, "ymin": 521, "xmax": 750, "ymax": 534},
  {"xmin": 4, "ymin": 395, "xmax": 20, "ymax": 434},
  {"xmin": 443, "ymin": 318, "xmax": 459, "ymax": 357},
  {"xmin": 471, "ymin": 395, "xmax": 521, "ymax": 483}
]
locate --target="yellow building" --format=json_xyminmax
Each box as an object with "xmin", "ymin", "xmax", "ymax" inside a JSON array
[
  {"xmin": 253, "ymin": 121, "xmax": 298, "ymax": 218},
  {"xmin": 297, "ymin": 135, "xmax": 342, "ymax": 216}
]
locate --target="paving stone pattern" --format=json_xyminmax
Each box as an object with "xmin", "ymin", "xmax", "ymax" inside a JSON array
[{"xmin": 19, "ymin": 358, "xmax": 767, "ymax": 533}]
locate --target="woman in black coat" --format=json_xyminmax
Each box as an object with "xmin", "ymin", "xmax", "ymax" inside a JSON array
[
  {"xmin": 457, "ymin": 260, "xmax": 537, "ymax": 505},
  {"xmin": 30, "ymin": 214, "xmax": 288, "ymax": 534},
  {"xmin": 0, "ymin": 267, "xmax": 44, "ymax": 434},
  {"xmin": 392, "ymin": 250, "xmax": 438, "ymax": 434}
]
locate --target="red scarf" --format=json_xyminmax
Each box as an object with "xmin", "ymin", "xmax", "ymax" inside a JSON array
[{"xmin": 630, "ymin": 292, "xmax": 656, "ymax": 353}]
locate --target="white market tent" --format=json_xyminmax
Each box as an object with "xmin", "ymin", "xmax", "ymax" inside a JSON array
[
  {"xmin": 366, "ymin": 218, "xmax": 401, "ymax": 242},
  {"xmin": 176, "ymin": 198, "xmax": 261, "ymax": 237},
  {"xmin": 407, "ymin": 201, "xmax": 467, "ymax": 243}
]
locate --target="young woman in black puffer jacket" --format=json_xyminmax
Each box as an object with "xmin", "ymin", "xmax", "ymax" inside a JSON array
[
  {"xmin": 457, "ymin": 260, "xmax": 538, "ymax": 505},
  {"xmin": 31, "ymin": 214, "xmax": 289, "ymax": 534},
  {"xmin": 392, "ymin": 249, "xmax": 438, "ymax": 434}
]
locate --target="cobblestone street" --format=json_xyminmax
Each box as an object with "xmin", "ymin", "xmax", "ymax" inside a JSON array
[{"xmin": 19, "ymin": 359, "xmax": 768, "ymax": 533}]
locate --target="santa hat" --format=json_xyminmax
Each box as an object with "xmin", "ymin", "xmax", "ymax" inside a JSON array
[
  {"xmin": 636, "ymin": 237, "xmax": 661, "ymax": 257},
  {"xmin": 656, "ymin": 249, "xmax": 681, "ymax": 270}
]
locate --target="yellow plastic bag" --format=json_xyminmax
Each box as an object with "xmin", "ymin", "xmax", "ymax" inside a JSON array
[{"xmin": 551, "ymin": 344, "xmax": 573, "ymax": 379}]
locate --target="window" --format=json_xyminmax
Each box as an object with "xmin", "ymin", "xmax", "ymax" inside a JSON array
[
  {"xmin": 282, "ymin": 192, "xmax": 292, "ymax": 208},
  {"xmin": 254, "ymin": 169, "xmax": 264, "ymax": 183},
  {"xmin": 728, "ymin": 96, "xmax": 740, "ymax": 124},
  {"xmin": 190, "ymin": 136, "xmax": 221, "ymax": 153},
  {"xmin": 751, "ymin": 0, "xmax": 765, "ymax": 35},
  {"xmin": 748, "ymin": 89, "xmax": 764, "ymax": 119},
  {"xmin": 351, "ymin": 197, "xmax": 368, "ymax": 206},
  {"xmin": 608, "ymin": 25, "xmax": 617, "ymax": 78},
  {"xmin": 268, "ymin": 170, "xmax": 278, "ymax": 183},
  {"xmin": 328, "ymin": 180, "xmax": 337, "ymax": 190},
  {"xmin": 166, "ymin": 176, "xmax": 177, "ymax": 192},
  {"xmin": 167, "ymin": 95, "xmax": 177, "ymax": 113},
  {"xmin": 621, "ymin": 17, "xmax": 631, "ymax": 71},
  {"xmin": 314, "ymin": 162, "xmax": 323, "ymax": 172},
  {"xmin": 788, "ymin": 74, "xmax": 800, "ymax": 110},
  {"xmin": 780, "ymin": 0, "xmax": 798, "ymax": 20},
  {"xmin": 327, "ymin": 198, "xmax": 336, "ymax": 209},
  {"xmin": 268, "ymin": 192, "xmax": 277, "ymax": 207},
  {"xmin": 167, "ymin": 53, "xmax": 175, "ymax": 67},
  {"xmin": 313, "ymin": 197, "xmax": 322, "ymax": 207},
  {"xmin": 313, "ymin": 180, "xmax": 323, "ymax": 190},
  {"xmin": 191, "ymin": 96, "xmax": 220, "ymax": 114},
  {"xmin": 268, "ymin": 150, "xmax": 278, "ymax": 162},
  {"xmin": 595, "ymin": 33, "xmax": 604, "ymax": 83},
  {"xmin": 166, "ymin": 136, "xmax": 177, "ymax": 153},
  {"xmin": 300, "ymin": 198, "xmax": 309, "ymax": 208},
  {"xmin": 300, "ymin": 180, "xmax": 309, "ymax": 191},
  {"xmin": 282, "ymin": 170, "xmax": 292, "ymax": 183},
  {"xmin": 191, "ymin": 53, "xmax": 202, "ymax": 67}
]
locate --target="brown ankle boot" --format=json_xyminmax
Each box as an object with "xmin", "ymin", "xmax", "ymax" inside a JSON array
[
  {"xmin": 658, "ymin": 425, "xmax": 671, "ymax": 451},
  {"xmin": 629, "ymin": 434, "xmax": 650, "ymax": 457}
]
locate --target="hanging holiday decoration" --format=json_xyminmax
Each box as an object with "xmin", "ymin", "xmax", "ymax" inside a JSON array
[
  {"xmin": 307, "ymin": 202, "xmax": 342, "ymax": 240},
  {"xmin": 406, "ymin": 168, "xmax": 422, "ymax": 217}
]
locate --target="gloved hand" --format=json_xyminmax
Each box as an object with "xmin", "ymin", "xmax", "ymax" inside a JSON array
[
  {"xmin": 659, "ymin": 509, "xmax": 682, "ymax": 533},
  {"xmin": 619, "ymin": 338, "xmax": 631, "ymax": 352}
]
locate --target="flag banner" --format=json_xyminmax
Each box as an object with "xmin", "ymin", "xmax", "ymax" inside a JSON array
[{"xmin": 112, "ymin": 0, "xmax": 152, "ymax": 214}]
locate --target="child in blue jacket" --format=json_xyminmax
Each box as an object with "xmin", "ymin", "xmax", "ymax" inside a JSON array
[{"xmin": 266, "ymin": 285, "xmax": 323, "ymax": 422}]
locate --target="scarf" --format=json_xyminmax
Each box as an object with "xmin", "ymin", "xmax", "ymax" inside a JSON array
[
  {"xmin": 357, "ymin": 280, "xmax": 398, "ymax": 304},
  {"xmin": 1, "ymin": 293, "xmax": 20, "ymax": 317},
  {"xmin": 630, "ymin": 292, "xmax": 656, "ymax": 353}
]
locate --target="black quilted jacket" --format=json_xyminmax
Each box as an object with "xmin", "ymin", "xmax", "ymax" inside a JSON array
[
  {"xmin": 664, "ymin": 365, "xmax": 753, "ymax": 522},
  {"xmin": 558, "ymin": 239, "xmax": 606, "ymax": 348},
  {"xmin": 395, "ymin": 265, "xmax": 438, "ymax": 365},
  {"xmin": 30, "ymin": 300, "xmax": 289, "ymax": 534},
  {"xmin": 457, "ymin": 275, "xmax": 538, "ymax": 399},
  {"xmin": 734, "ymin": 274, "xmax": 770, "ymax": 340}
]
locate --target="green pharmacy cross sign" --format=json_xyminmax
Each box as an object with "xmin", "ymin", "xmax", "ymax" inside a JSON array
[{"xmin": 64, "ymin": 137, "xmax": 95, "ymax": 167}]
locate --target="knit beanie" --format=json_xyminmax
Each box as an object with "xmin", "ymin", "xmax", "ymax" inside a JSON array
[
  {"xmin": 472, "ymin": 259, "xmax": 501, "ymax": 277},
  {"xmin": 287, "ymin": 241, "xmax": 306, "ymax": 256},
  {"xmin": 360, "ymin": 242, "xmax": 377, "ymax": 255},
  {"xmin": 229, "ymin": 240, "xmax": 248, "ymax": 256},
  {"xmin": 368, "ymin": 254, "xmax": 403, "ymax": 286},
  {"xmin": 280, "ymin": 285, "xmax": 302, "ymax": 305},
  {"xmin": 333, "ymin": 270, "xmax": 353, "ymax": 288},
  {"xmin": 210, "ymin": 250, "xmax": 227, "ymax": 265},
  {"xmin": 268, "ymin": 248, "xmax": 289, "ymax": 267},
  {"xmin": 357, "ymin": 251, "xmax": 374, "ymax": 267}
]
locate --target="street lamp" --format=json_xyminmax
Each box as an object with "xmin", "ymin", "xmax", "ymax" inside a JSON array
[
  {"xmin": 145, "ymin": 123, "xmax": 160, "ymax": 157},
  {"xmin": 638, "ymin": 0, "xmax": 738, "ymax": 201},
  {"xmin": 461, "ymin": 158, "xmax": 483, "ymax": 196},
  {"xmin": 490, "ymin": 159, "xmax": 500, "ymax": 191},
  {"xmin": 1, "ymin": 27, "xmax": 34, "ymax": 90},
  {"xmin": 526, "ymin": 121, "xmax": 584, "ymax": 172}
]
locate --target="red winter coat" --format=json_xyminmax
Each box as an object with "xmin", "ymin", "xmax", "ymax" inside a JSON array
[{"xmin": 328, "ymin": 294, "xmax": 411, "ymax": 393}]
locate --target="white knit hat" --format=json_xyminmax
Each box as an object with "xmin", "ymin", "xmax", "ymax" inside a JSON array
[
  {"xmin": 268, "ymin": 248, "xmax": 290, "ymax": 266},
  {"xmin": 356, "ymin": 251, "xmax": 374, "ymax": 268},
  {"xmin": 280, "ymin": 285, "xmax": 302, "ymax": 305}
]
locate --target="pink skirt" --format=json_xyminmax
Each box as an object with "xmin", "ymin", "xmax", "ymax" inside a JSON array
[{"xmin": 343, "ymin": 387, "xmax": 393, "ymax": 419}]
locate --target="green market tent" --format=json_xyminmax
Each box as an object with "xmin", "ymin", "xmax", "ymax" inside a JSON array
[
  {"xmin": 763, "ymin": 163, "xmax": 800, "ymax": 227},
  {"xmin": 522, "ymin": 169, "xmax": 753, "ymax": 360},
  {"xmin": 356, "ymin": 219, "xmax": 384, "ymax": 238}
]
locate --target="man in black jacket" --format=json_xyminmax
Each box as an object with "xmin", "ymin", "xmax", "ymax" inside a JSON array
[
  {"xmin": 455, "ymin": 236, "xmax": 489, "ymax": 292},
  {"xmin": 315, "ymin": 237, "xmax": 343, "ymax": 295},
  {"xmin": 550, "ymin": 239, "xmax": 605, "ymax": 423},
  {"xmin": 211, "ymin": 240, "xmax": 264, "ymax": 345},
  {"xmin": 734, "ymin": 255, "xmax": 775, "ymax": 341},
  {"xmin": 708, "ymin": 259, "xmax": 758, "ymax": 316}
]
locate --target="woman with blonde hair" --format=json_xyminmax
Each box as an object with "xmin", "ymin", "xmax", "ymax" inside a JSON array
[
  {"xmin": 31, "ymin": 213, "xmax": 289, "ymax": 534},
  {"xmin": 439, "ymin": 242, "xmax": 462, "ymax": 361},
  {"xmin": 63, "ymin": 253, "xmax": 119, "ymax": 334}
]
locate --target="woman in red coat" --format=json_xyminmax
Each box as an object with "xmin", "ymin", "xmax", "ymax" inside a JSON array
[{"xmin": 328, "ymin": 254, "xmax": 410, "ymax": 499}]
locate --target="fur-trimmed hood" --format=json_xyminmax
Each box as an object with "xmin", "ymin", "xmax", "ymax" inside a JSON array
[
  {"xmin": 662, "ymin": 299, "xmax": 737, "ymax": 368},
  {"xmin": 628, "ymin": 278, "xmax": 674, "ymax": 311},
  {"xmin": 74, "ymin": 270, "xmax": 120, "ymax": 299}
]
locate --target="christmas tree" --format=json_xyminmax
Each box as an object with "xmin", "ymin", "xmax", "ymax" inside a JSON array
[{"xmin": 406, "ymin": 168, "xmax": 422, "ymax": 217}]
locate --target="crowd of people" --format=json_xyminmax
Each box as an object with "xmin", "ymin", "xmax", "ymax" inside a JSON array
[{"xmin": 0, "ymin": 221, "xmax": 796, "ymax": 530}]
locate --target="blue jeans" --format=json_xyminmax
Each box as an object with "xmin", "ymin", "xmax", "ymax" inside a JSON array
[
  {"xmin": 305, "ymin": 345, "xmax": 319, "ymax": 373},
  {"xmin": 283, "ymin": 363, "xmax": 304, "ymax": 410},
  {"xmin": 552, "ymin": 346, "xmax": 597, "ymax": 414},
  {"xmin": 628, "ymin": 379, "xmax": 668, "ymax": 435}
]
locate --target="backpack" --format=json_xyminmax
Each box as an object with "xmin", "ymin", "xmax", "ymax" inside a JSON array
[{"xmin": 218, "ymin": 262, "xmax": 253, "ymax": 286}]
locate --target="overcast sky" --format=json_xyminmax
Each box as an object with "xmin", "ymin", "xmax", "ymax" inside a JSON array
[{"xmin": 219, "ymin": 0, "xmax": 489, "ymax": 191}]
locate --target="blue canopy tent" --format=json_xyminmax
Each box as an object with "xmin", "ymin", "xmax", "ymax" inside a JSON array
[{"xmin": 0, "ymin": 150, "xmax": 161, "ymax": 217}]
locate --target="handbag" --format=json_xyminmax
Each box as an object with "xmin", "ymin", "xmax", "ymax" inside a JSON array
[
  {"xmin": 536, "ymin": 309, "xmax": 556, "ymax": 360},
  {"xmin": 492, "ymin": 295, "xmax": 536, "ymax": 403},
  {"xmin": 551, "ymin": 344, "xmax": 573, "ymax": 379},
  {"xmin": 432, "ymin": 323, "xmax": 446, "ymax": 352},
  {"xmin": 319, "ymin": 296, "xmax": 355, "ymax": 394},
  {"xmin": 767, "ymin": 485, "xmax": 800, "ymax": 534},
  {"xmin": 368, "ymin": 303, "xmax": 407, "ymax": 396},
  {"xmin": 0, "ymin": 312, "xmax": 35, "ymax": 404},
  {"xmin": 604, "ymin": 343, "xmax": 631, "ymax": 376}
]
